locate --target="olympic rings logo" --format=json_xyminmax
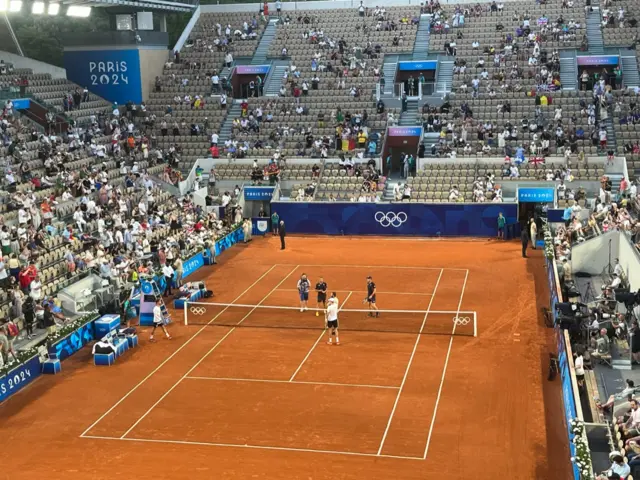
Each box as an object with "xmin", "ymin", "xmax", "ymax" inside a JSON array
[
  {"xmin": 374, "ymin": 211, "xmax": 408, "ymax": 228},
  {"xmin": 190, "ymin": 307, "xmax": 207, "ymax": 315},
  {"xmin": 453, "ymin": 316, "xmax": 471, "ymax": 325}
]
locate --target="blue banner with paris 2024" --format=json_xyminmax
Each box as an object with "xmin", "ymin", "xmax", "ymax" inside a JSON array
[{"xmin": 63, "ymin": 49, "xmax": 142, "ymax": 104}]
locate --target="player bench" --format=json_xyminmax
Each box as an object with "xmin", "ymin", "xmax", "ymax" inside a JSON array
[{"xmin": 94, "ymin": 333, "xmax": 139, "ymax": 366}]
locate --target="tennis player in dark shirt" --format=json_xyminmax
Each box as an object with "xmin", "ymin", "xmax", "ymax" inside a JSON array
[
  {"xmin": 315, "ymin": 277, "xmax": 327, "ymax": 317},
  {"xmin": 366, "ymin": 276, "xmax": 379, "ymax": 317}
]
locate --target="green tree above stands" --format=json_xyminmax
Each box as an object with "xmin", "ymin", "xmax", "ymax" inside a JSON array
[
  {"xmin": 10, "ymin": 11, "xmax": 110, "ymax": 67},
  {"xmin": 8, "ymin": 10, "xmax": 189, "ymax": 67},
  {"xmin": 5, "ymin": 3, "xmax": 257, "ymax": 69}
]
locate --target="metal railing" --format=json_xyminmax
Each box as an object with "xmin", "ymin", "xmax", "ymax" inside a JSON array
[{"xmin": 61, "ymin": 31, "xmax": 169, "ymax": 48}]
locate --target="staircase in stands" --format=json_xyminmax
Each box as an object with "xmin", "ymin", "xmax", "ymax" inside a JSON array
[
  {"xmin": 412, "ymin": 15, "xmax": 431, "ymax": 60},
  {"xmin": 251, "ymin": 18, "xmax": 278, "ymax": 64}
]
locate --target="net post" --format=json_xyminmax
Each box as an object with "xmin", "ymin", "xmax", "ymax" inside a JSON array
[
  {"xmin": 473, "ymin": 311, "xmax": 477, "ymax": 337},
  {"xmin": 184, "ymin": 301, "xmax": 188, "ymax": 326}
]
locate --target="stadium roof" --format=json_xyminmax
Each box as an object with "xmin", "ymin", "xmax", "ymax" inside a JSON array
[{"xmin": 61, "ymin": 0, "xmax": 198, "ymax": 12}]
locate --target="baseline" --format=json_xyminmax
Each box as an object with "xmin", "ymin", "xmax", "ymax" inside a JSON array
[
  {"xmin": 277, "ymin": 263, "xmax": 469, "ymax": 272},
  {"xmin": 80, "ymin": 435, "xmax": 426, "ymax": 460},
  {"xmin": 185, "ymin": 376, "xmax": 399, "ymax": 390}
]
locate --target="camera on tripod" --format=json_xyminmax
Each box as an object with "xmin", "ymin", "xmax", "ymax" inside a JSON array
[{"xmin": 615, "ymin": 289, "xmax": 640, "ymax": 313}]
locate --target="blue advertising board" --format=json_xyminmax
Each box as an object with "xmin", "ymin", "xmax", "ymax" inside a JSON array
[
  {"xmin": 245, "ymin": 186, "xmax": 275, "ymax": 201},
  {"xmin": 63, "ymin": 49, "xmax": 142, "ymax": 104},
  {"xmin": 11, "ymin": 98, "xmax": 31, "ymax": 109},
  {"xmin": 236, "ymin": 65, "xmax": 270, "ymax": 75},
  {"xmin": 556, "ymin": 327, "xmax": 581, "ymax": 480},
  {"xmin": 547, "ymin": 209, "xmax": 565, "ymax": 223},
  {"xmin": 577, "ymin": 55, "xmax": 619, "ymax": 66},
  {"xmin": 49, "ymin": 320, "xmax": 96, "ymax": 361},
  {"xmin": 270, "ymin": 202, "xmax": 518, "ymax": 236},
  {"xmin": 183, "ymin": 251, "xmax": 205, "ymax": 279},
  {"xmin": 518, "ymin": 187, "xmax": 555, "ymax": 203},
  {"xmin": 214, "ymin": 226, "xmax": 244, "ymax": 256},
  {"xmin": 546, "ymin": 257, "xmax": 559, "ymax": 324},
  {"xmin": 0, "ymin": 355, "xmax": 42, "ymax": 403},
  {"xmin": 398, "ymin": 61, "xmax": 438, "ymax": 71},
  {"xmin": 388, "ymin": 126, "xmax": 422, "ymax": 137}
]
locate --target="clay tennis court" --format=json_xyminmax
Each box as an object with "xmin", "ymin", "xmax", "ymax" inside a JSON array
[{"xmin": 2, "ymin": 236, "xmax": 571, "ymax": 479}]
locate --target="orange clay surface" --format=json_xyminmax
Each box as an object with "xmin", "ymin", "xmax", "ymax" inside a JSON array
[{"xmin": 0, "ymin": 235, "xmax": 571, "ymax": 480}]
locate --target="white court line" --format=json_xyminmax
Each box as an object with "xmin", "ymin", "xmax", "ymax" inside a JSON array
[
  {"xmin": 80, "ymin": 264, "xmax": 279, "ymax": 438},
  {"xmin": 236, "ymin": 266, "xmax": 300, "ymax": 325},
  {"xmin": 289, "ymin": 291, "xmax": 353, "ymax": 382},
  {"xmin": 423, "ymin": 269, "xmax": 469, "ymax": 460},
  {"xmin": 81, "ymin": 435, "xmax": 424, "ymax": 460},
  {"xmin": 278, "ymin": 288, "xmax": 432, "ymax": 296},
  {"xmin": 278, "ymin": 264, "xmax": 469, "ymax": 272},
  {"xmin": 120, "ymin": 328, "xmax": 236, "ymax": 439},
  {"xmin": 185, "ymin": 376, "xmax": 398, "ymax": 390},
  {"xmin": 376, "ymin": 268, "xmax": 444, "ymax": 456},
  {"xmin": 120, "ymin": 266, "xmax": 300, "ymax": 440}
]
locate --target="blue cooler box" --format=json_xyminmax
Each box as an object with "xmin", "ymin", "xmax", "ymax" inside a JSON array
[
  {"xmin": 95, "ymin": 314, "xmax": 121, "ymax": 338},
  {"xmin": 42, "ymin": 359, "xmax": 61, "ymax": 374}
]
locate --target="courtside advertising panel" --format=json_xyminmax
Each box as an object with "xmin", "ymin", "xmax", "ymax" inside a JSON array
[
  {"xmin": 556, "ymin": 327, "xmax": 581, "ymax": 480},
  {"xmin": 214, "ymin": 226, "xmax": 244, "ymax": 256},
  {"xmin": 49, "ymin": 321, "xmax": 96, "ymax": 361},
  {"xmin": 182, "ymin": 252, "xmax": 205, "ymax": 279},
  {"xmin": 63, "ymin": 49, "xmax": 142, "ymax": 104},
  {"xmin": 270, "ymin": 203, "xmax": 517, "ymax": 236},
  {"xmin": 0, "ymin": 355, "xmax": 42, "ymax": 403}
]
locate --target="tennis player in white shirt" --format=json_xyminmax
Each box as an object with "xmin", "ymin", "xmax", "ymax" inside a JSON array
[{"xmin": 326, "ymin": 293, "xmax": 340, "ymax": 345}]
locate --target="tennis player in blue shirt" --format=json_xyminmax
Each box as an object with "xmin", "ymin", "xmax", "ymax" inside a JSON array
[{"xmin": 297, "ymin": 273, "xmax": 310, "ymax": 312}]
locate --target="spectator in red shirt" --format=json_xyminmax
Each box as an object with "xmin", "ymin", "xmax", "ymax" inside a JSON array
[{"xmin": 18, "ymin": 266, "xmax": 31, "ymax": 292}]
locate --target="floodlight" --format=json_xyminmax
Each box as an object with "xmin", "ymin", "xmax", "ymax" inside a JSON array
[
  {"xmin": 9, "ymin": 0, "xmax": 22, "ymax": 12},
  {"xmin": 32, "ymin": 1, "xmax": 44, "ymax": 14},
  {"xmin": 67, "ymin": 5, "xmax": 90, "ymax": 17},
  {"xmin": 0, "ymin": 0, "xmax": 7, "ymax": 12},
  {"xmin": 48, "ymin": 2, "xmax": 59, "ymax": 14}
]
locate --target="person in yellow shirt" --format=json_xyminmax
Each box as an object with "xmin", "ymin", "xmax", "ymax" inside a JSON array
[{"xmin": 357, "ymin": 131, "xmax": 367, "ymax": 148}]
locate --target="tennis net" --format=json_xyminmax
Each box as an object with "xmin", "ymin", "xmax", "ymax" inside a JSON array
[{"xmin": 183, "ymin": 302, "xmax": 477, "ymax": 337}]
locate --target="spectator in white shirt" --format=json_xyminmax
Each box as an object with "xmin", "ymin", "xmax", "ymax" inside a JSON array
[
  {"xmin": 162, "ymin": 263, "xmax": 175, "ymax": 297},
  {"xmin": 73, "ymin": 207, "xmax": 86, "ymax": 232},
  {"xmin": 608, "ymin": 273, "xmax": 622, "ymax": 289}
]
